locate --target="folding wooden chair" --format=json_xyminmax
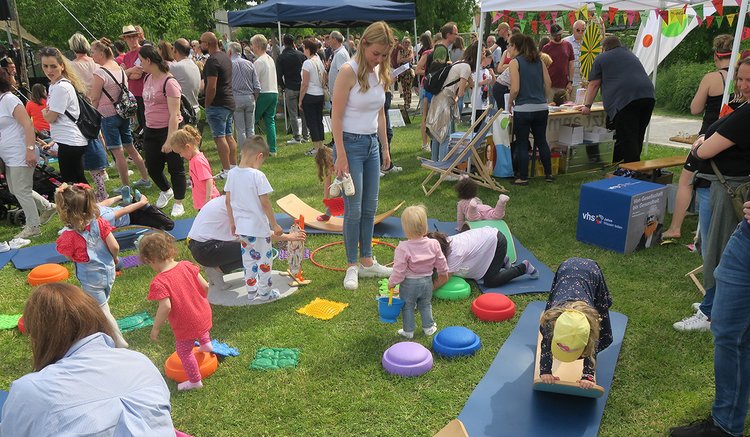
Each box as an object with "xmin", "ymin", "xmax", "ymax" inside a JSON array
[
  {"xmin": 419, "ymin": 108, "xmax": 507, "ymax": 196},
  {"xmin": 686, "ymin": 265, "xmax": 705, "ymax": 295}
]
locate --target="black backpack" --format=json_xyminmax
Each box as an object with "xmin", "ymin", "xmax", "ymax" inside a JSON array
[
  {"xmin": 423, "ymin": 44, "xmax": 460, "ymax": 95},
  {"xmin": 162, "ymin": 76, "xmax": 197, "ymax": 127},
  {"xmin": 61, "ymin": 80, "xmax": 102, "ymax": 139}
]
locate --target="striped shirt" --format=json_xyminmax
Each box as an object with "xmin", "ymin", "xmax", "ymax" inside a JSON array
[{"xmin": 230, "ymin": 54, "xmax": 261, "ymax": 97}]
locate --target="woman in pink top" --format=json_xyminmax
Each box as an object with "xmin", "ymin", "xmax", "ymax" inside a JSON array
[
  {"xmin": 170, "ymin": 125, "xmax": 219, "ymax": 210},
  {"xmin": 140, "ymin": 45, "xmax": 186, "ymax": 218},
  {"xmin": 140, "ymin": 232, "xmax": 213, "ymax": 392},
  {"xmin": 388, "ymin": 206, "xmax": 449, "ymax": 339},
  {"xmin": 455, "ymin": 176, "xmax": 510, "ymax": 231}
]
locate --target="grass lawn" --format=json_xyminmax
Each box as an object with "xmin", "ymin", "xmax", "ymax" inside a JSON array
[{"xmin": 0, "ymin": 117, "xmax": 718, "ymax": 437}]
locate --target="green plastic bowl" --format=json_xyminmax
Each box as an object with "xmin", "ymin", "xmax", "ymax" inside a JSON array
[{"xmin": 434, "ymin": 276, "xmax": 471, "ymax": 301}]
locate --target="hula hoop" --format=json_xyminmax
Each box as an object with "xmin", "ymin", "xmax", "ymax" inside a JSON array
[{"xmin": 310, "ymin": 240, "xmax": 397, "ymax": 272}]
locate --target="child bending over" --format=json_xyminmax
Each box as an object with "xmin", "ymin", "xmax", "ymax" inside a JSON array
[
  {"xmin": 139, "ymin": 232, "xmax": 213, "ymax": 391},
  {"xmin": 455, "ymin": 175, "xmax": 510, "ymax": 231},
  {"xmin": 170, "ymin": 125, "xmax": 219, "ymax": 211},
  {"xmin": 98, "ymin": 193, "xmax": 174, "ymax": 230},
  {"xmin": 388, "ymin": 205, "xmax": 449, "ymax": 339},
  {"xmin": 539, "ymin": 258, "xmax": 613, "ymax": 389},
  {"xmin": 54, "ymin": 183, "xmax": 128, "ymax": 348},
  {"xmin": 225, "ymin": 135, "xmax": 283, "ymax": 301}
]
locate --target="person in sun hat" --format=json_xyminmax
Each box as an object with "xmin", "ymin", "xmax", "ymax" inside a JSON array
[{"xmin": 538, "ymin": 257, "xmax": 613, "ymax": 389}]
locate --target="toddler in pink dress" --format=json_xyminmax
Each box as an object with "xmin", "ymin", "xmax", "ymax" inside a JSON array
[{"xmin": 455, "ymin": 176, "xmax": 510, "ymax": 231}]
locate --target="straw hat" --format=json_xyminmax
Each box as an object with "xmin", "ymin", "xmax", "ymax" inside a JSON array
[{"xmin": 121, "ymin": 25, "xmax": 138, "ymax": 37}]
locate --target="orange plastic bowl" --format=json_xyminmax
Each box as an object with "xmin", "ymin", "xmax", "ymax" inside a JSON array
[
  {"xmin": 28, "ymin": 263, "xmax": 69, "ymax": 286},
  {"xmin": 164, "ymin": 348, "xmax": 218, "ymax": 383}
]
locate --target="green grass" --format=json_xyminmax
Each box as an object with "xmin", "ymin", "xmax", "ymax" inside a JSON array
[{"xmin": 0, "ymin": 118, "xmax": 721, "ymax": 436}]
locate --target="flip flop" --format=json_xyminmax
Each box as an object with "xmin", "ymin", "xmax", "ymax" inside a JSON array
[{"xmin": 660, "ymin": 239, "xmax": 676, "ymax": 246}]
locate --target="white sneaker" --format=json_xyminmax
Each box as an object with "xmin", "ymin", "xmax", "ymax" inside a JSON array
[
  {"xmin": 254, "ymin": 289, "xmax": 281, "ymax": 301},
  {"xmin": 14, "ymin": 226, "xmax": 40, "ymax": 239},
  {"xmin": 287, "ymin": 138, "xmax": 302, "ymax": 144},
  {"xmin": 397, "ymin": 329, "xmax": 414, "ymax": 339},
  {"xmin": 383, "ymin": 165, "xmax": 403, "ymax": 174},
  {"xmin": 170, "ymin": 203, "xmax": 185, "ymax": 217},
  {"xmin": 343, "ymin": 265, "xmax": 359, "ymax": 290},
  {"xmin": 692, "ymin": 302, "xmax": 701, "ymax": 311},
  {"xmin": 39, "ymin": 204, "xmax": 57, "ymax": 224},
  {"xmin": 358, "ymin": 259, "xmax": 392, "ymax": 278},
  {"xmin": 329, "ymin": 178, "xmax": 342, "ymax": 197},
  {"xmin": 212, "ymin": 169, "xmax": 228, "ymax": 180},
  {"xmin": 673, "ymin": 309, "xmax": 711, "ymax": 332},
  {"xmin": 0, "ymin": 241, "xmax": 9, "ymax": 253},
  {"xmin": 423, "ymin": 325, "xmax": 438, "ymax": 336},
  {"xmin": 422, "ymin": 143, "xmax": 431, "ymax": 152},
  {"xmin": 8, "ymin": 238, "xmax": 31, "ymax": 249},
  {"xmin": 155, "ymin": 189, "xmax": 174, "ymax": 208},
  {"xmin": 444, "ymin": 175, "xmax": 459, "ymax": 182},
  {"xmin": 340, "ymin": 173, "xmax": 355, "ymax": 196}
]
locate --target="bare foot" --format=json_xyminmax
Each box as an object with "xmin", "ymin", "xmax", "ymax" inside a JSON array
[{"xmin": 662, "ymin": 230, "xmax": 681, "ymax": 239}]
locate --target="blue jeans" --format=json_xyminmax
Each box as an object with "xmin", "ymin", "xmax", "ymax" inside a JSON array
[
  {"xmin": 205, "ymin": 105, "xmax": 234, "ymax": 137},
  {"xmin": 696, "ymin": 186, "xmax": 715, "ymax": 318},
  {"xmin": 399, "ymin": 276, "xmax": 435, "ymax": 333},
  {"xmin": 512, "ymin": 110, "xmax": 551, "ymax": 180},
  {"xmin": 430, "ymin": 120, "xmax": 454, "ymax": 162},
  {"xmin": 333, "ymin": 132, "xmax": 380, "ymax": 263},
  {"xmin": 711, "ymin": 226, "xmax": 750, "ymax": 436}
]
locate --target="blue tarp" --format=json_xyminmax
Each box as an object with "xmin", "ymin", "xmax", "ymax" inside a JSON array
[{"xmin": 228, "ymin": 0, "xmax": 416, "ymax": 28}]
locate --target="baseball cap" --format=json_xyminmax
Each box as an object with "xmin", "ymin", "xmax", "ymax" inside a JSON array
[
  {"xmin": 551, "ymin": 309, "xmax": 590, "ymax": 363},
  {"xmin": 550, "ymin": 24, "xmax": 564, "ymax": 36}
]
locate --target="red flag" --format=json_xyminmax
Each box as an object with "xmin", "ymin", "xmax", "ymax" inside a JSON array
[
  {"xmin": 705, "ymin": 15, "xmax": 714, "ymax": 27},
  {"xmin": 608, "ymin": 7, "xmax": 619, "ymax": 24},
  {"xmin": 568, "ymin": 11, "xmax": 576, "ymax": 26},
  {"xmin": 542, "ymin": 19, "xmax": 551, "ymax": 33},
  {"xmin": 627, "ymin": 10, "xmax": 636, "ymax": 26},
  {"xmin": 551, "ymin": 11, "xmax": 558, "ymax": 20},
  {"xmin": 540, "ymin": 11, "xmax": 547, "ymax": 20},
  {"xmin": 531, "ymin": 20, "xmax": 538, "ymax": 33},
  {"xmin": 509, "ymin": 17, "xmax": 515, "ymax": 29},
  {"xmin": 712, "ymin": 0, "xmax": 723, "ymax": 16},
  {"xmin": 517, "ymin": 11, "xmax": 525, "ymax": 21},
  {"xmin": 659, "ymin": 9, "xmax": 670, "ymax": 24},
  {"xmin": 742, "ymin": 27, "xmax": 750, "ymax": 41}
]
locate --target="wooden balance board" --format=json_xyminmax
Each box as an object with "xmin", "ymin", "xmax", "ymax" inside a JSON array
[
  {"xmin": 532, "ymin": 331, "xmax": 605, "ymax": 398},
  {"xmin": 276, "ymin": 194, "xmax": 404, "ymax": 232}
]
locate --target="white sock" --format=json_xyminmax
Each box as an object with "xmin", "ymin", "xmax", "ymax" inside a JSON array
[{"xmin": 177, "ymin": 380, "xmax": 203, "ymax": 391}]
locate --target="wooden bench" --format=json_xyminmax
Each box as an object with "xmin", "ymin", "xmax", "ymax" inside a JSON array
[{"xmin": 618, "ymin": 155, "xmax": 687, "ymax": 181}]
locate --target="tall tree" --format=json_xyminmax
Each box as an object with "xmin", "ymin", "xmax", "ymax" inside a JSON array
[{"xmin": 414, "ymin": 0, "xmax": 475, "ymax": 36}]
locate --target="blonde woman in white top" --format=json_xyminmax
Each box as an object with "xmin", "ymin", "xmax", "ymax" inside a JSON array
[{"xmin": 331, "ymin": 21, "xmax": 394, "ymax": 290}]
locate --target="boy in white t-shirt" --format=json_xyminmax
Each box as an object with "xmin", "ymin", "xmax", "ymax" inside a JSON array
[{"xmin": 225, "ymin": 135, "xmax": 283, "ymax": 301}]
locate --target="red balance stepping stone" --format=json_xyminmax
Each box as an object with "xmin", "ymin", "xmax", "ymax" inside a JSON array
[{"xmin": 472, "ymin": 293, "xmax": 516, "ymax": 322}]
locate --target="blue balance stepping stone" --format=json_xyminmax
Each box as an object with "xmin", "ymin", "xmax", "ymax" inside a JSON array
[{"xmin": 432, "ymin": 326, "xmax": 481, "ymax": 357}]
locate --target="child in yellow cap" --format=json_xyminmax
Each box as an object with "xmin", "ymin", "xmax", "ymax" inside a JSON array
[{"xmin": 539, "ymin": 257, "xmax": 613, "ymax": 389}]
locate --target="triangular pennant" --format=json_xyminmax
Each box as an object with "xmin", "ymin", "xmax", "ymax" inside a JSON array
[
  {"xmin": 712, "ymin": 0, "xmax": 723, "ymax": 16},
  {"xmin": 608, "ymin": 7, "xmax": 619, "ymax": 24},
  {"xmin": 519, "ymin": 19, "xmax": 527, "ymax": 33},
  {"xmin": 697, "ymin": 15, "xmax": 703, "ymax": 26},
  {"xmin": 727, "ymin": 13, "xmax": 736, "ymax": 27},
  {"xmin": 705, "ymin": 15, "xmax": 714, "ymax": 27},
  {"xmin": 568, "ymin": 11, "xmax": 577, "ymax": 27},
  {"xmin": 616, "ymin": 12, "xmax": 623, "ymax": 25},
  {"xmin": 716, "ymin": 15, "xmax": 724, "ymax": 27},
  {"xmin": 517, "ymin": 11, "xmax": 525, "ymax": 21},
  {"xmin": 595, "ymin": 2, "xmax": 603, "ymax": 16},
  {"xmin": 557, "ymin": 17, "xmax": 565, "ymax": 27},
  {"xmin": 578, "ymin": 5, "xmax": 588, "ymax": 20},
  {"xmin": 543, "ymin": 19, "xmax": 552, "ymax": 33},
  {"xmin": 669, "ymin": 9, "xmax": 684, "ymax": 25},
  {"xmin": 627, "ymin": 10, "xmax": 636, "ymax": 26},
  {"xmin": 540, "ymin": 11, "xmax": 547, "ymax": 20},
  {"xmin": 492, "ymin": 12, "xmax": 501, "ymax": 24},
  {"xmin": 742, "ymin": 27, "xmax": 750, "ymax": 41},
  {"xmin": 551, "ymin": 11, "xmax": 558, "ymax": 20},
  {"xmin": 531, "ymin": 20, "xmax": 538, "ymax": 33},
  {"xmin": 660, "ymin": 9, "xmax": 670, "ymax": 24},
  {"xmin": 738, "ymin": 0, "xmax": 744, "ymax": 6},
  {"xmin": 509, "ymin": 17, "xmax": 515, "ymax": 29},
  {"xmin": 694, "ymin": 4, "xmax": 704, "ymax": 19},
  {"xmin": 640, "ymin": 11, "xmax": 649, "ymax": 23}
]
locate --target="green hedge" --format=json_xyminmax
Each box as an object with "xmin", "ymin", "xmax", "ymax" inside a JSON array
[{"xmin": 655, "ymin": 61, "xmax": 715, "ymax": 114}]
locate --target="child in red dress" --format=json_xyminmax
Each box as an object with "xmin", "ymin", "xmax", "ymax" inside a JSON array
[{"xmin": 139, "ymin": 232, "xmax": 214, "ymax": 391}]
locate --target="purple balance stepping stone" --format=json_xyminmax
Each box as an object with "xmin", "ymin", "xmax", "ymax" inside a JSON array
[
  {"xmin": 382, "ymin": 341, "xmax": 433, "ymax": 377},
  {"xmin": 432, "ymin": 326, "xmax": 481, "ymax": 358},
  {"xmin": 120, "ymin": 255, "xmax": 143, "ymax": 269}
]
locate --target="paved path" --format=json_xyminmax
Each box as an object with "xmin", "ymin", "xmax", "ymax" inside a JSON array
[{"xmin": 646, "ymin": 115, "xmax": 702, "ymax": 149}]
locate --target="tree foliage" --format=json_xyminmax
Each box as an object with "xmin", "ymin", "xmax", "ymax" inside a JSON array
[{"xmin": 414, "ymin": 0, "xmax": 476, "ymax": 36}]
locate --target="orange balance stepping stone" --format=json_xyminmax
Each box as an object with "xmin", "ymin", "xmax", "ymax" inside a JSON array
[{"xmin": 28, "ymin": 263, "xmax": 69, "ymax": 286}]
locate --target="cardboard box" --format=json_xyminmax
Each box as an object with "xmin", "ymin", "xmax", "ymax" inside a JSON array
[
  {"xmin": 558, "ymin": 124, "xmax": 584, "ymax": 145},
  {"xmin": 576, "ymin": 176, "xmax": 668, "ymax": 253},
  {"xmin": 583, "ymin": 127, "xmax": 614, "ymax": 142}
]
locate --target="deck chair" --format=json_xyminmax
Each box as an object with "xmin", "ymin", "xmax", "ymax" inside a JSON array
[
  {"xmin": 686, "ymin": 265, "xmax": 705, "ymax": 295},
  {"xmin": 419, "ymin": 108, "xmax": 507, "ymax": 196}
]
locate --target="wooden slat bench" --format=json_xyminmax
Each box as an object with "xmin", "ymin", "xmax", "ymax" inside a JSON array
[{"xmin": 618, "ymin": 155, "xmax": 687, "ymax": 181}]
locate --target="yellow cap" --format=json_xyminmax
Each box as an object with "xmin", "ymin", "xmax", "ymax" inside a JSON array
[{"xmin": 551, "ymin": 310, "xmax": 590, "ymax": 363}]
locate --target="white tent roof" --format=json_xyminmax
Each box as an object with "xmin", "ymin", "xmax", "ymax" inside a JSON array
[{"xmin": 480, "ymin": 0, "xmax": 736, "ymax": 12}]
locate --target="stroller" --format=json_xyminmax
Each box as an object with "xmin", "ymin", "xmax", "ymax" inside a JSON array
[{"xmin": 0, "ymin": 159, "xmax": 63, "ymax": 225}]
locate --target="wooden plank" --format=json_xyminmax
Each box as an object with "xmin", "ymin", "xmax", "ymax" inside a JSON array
[
  {"xmin": 276, "ymin": 194, "xmax": 404, "ymax": 232},
  {"xmin": 619, "ymin": 155, "xmax": 687, "ymax": 173},
  {"xmin": 434, "ymin": 419, "xmax": 469, "ymax": 437},
  {"xmin": 532, "ymin": 330, "xmax": 605, "ymax": 398}
]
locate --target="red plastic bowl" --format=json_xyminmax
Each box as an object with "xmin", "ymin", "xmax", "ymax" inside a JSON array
[{"xmin": 471, "ymin": 293, "xmax": 516, "ymax": 322}]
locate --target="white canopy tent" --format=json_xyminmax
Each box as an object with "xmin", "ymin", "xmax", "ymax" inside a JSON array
[{"xmin": 473, "ymin": 0, "xmax": 747, "ymax": 145}]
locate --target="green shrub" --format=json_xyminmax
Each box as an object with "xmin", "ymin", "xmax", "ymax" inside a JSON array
[{"xmin": 655, "ymin": 60, "xmax": 714, "ymax": 114}]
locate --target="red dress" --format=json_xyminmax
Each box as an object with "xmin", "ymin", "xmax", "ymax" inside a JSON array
[{"xmin": 148, "ymin": 261, "xmax": 212, "ymax": 340}]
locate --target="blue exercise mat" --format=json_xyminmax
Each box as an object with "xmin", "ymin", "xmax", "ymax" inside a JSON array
[
  {"xmin": 276, "ymin": 214, "xmax": 458, "ymax": 238},
  {"xmin": 11, "ymin": 218, "xmax": 196, "ymax": 270},
  {"xmin": 457, "ymin": 301, "xmax": 627, "ymax": 437},
  {"xmin": 477, "ymin": 237, "xmax": 554, "ymax": 296},
  {"xmin": 0, "ymin": 389, "xmax": 7, "ymax": 420},
  {"xmin": 0, "ymin": 249, "xmax": 18, "ymax": 270}
]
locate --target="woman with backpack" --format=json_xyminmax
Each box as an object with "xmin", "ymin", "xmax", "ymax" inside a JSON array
[
  {"xmin": 89, "ymin": 39, "xmax": 151, "ymax": 193},
  {"xmin": 40, "ymin": 47, "xmax": 89, "ymax": 184},
  {"xmin": 139, "ymin": 45, "xmax": 186, "ymax": 218}
]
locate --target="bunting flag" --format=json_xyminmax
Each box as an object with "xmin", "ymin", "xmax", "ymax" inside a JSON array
[
  {"xmin": 543, "ymin": 19, "xmax": 552, "ymax": 33},
  {"xmin": 627, "ymin": 10, "xmax": 636, "ymax": 26},
  {"xmin": 616, "ymin": 12, "xmax": 623, "ymax": 25},
  {"xmin": 608, "ymin": 7, "xmax": 619, "ymax": 24},
  {"xmin": 634, "ymin": 7, "xmax": 700, "ymax": 75},
  {"xmin": 716, "ymin": 15, "xmax": 724, "ymax": 27},
  {"xmin": 694, "ymin": 4, "xmax": 704, "ymax": 19},
  {"xmin": 640, "ymin": 11, "xmax": 649, "ymax": 23},
  {"xmin": 705, "ymin": 15, "xmax": 714, "ymax": 27},
  {"xmin": 519, "ymin": 20, "xmax": 527, "ymax": 32},
  {"xmin": 595, "ymin": 2, "xmax": 603, "ymax": 16},
  {"xmin": 742, "ymin": 27, "xmax": 750, "ymax": 41},
  {"xmin": 727, "ymin": 13, "xmax": 736, "ymax": 27},
  {"xmin": 551, "ymin": 11, "xmax": 558, "ymax": 20},
  {"xmin": 712, "ymin": 0, "xmax": 723, "ymax": 17},
  {"xmin": 659, "ymin": 9, "xmax": 670, "ymax": 24},
  {"xmin": 669, "ymin": 9, "xmax": 685, "ymax": 25},
  {"xmin": 696, "ymin": 15, "xmax": 703, "ymax": 26},
  {"xmin": 568, "ymin": 11, "xmax": 577, "ymax": 26},
  {"xmin": 540, "ymin": 11, "xmax": 547, "ymax": 20},
  {"xmin": 557, "ymin": 17, "xmax": 565, "ymax": 27},
  {"xmin": 517, "ymin": 11, "xmax": 525, "ymax": 21},
  {"xmin": 509, "ymin": 17, "xmax": 516, "ymax": 29},
  {"xmin": 531, "ymin": 20, "xmax": 538, "ymax": 33},
  {"xmin": 578, "ymin": 5, "xmax": 588, "ymax": 20},
  {"xmin": 493, "ymin": 12, "xmax": 501, "ymax": 24}
]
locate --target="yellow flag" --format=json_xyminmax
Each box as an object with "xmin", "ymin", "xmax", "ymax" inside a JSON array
[
  {"xmin": 727, "ymin": 13, "xmax": 736, "ymax": 27},
  {"xmin": 578, "ymin": 5, "xmax": 588, "ymax": 20}
]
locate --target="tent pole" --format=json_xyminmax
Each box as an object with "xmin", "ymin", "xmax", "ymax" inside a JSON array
[
  {"xmin": 413, "ymin": 19, "xmax": 417, "ymax": 60},
  {"xmin": 9, "ymin": 0, "xmax": 28, "ymax": 89},
  {"xmin": 643, "ymin": 5, "xmax": 664, "ymax": 157},
  {"xmin": 722, "ymin": 0, "xmax": 748, "ymax": 108},
  {"xmin": 467, "ymin": 12, "xmax": 486, "ymax": 175},
  {"xmin": 279, "ymin": 21, "xmax": 288, "ymax": 135}
]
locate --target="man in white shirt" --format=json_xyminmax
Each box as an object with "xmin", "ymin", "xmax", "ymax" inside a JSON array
[
  {"xmin": 563, "ymin": 20, "xmax": 586, "ymax": 89},
  {"xmin": 328, "ymin": 31, "xmax": 350, "ymax": 104},
  {"xmin": 170, "ymin": 38, "xmax": 201, "ymax": 113}
]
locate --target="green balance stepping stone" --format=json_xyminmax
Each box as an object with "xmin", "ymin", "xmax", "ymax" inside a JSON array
[
  {"xmin": 117, "ymin": 312, "xmax": 154, "ymax": 333},
  {"xmin": 250, "ymin": 348, "xmax": 301, "ymax": 370},
  {"xmin": 434, "ymin": 276, "xmax": 471, "ymax": 301}
]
